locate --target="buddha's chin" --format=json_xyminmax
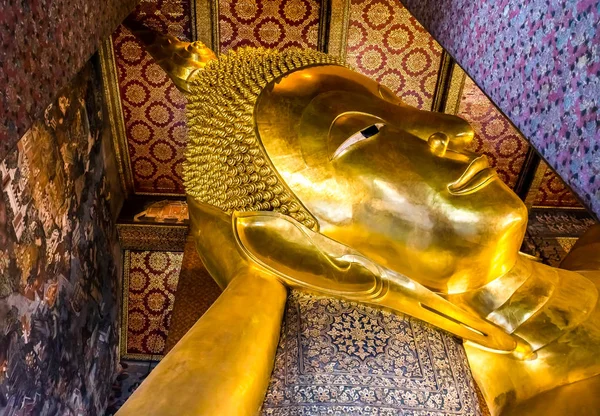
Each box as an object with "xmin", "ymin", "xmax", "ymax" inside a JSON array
[{"xmin": 398, "ymin": 223, "xmax": 525, "ymax": 292}]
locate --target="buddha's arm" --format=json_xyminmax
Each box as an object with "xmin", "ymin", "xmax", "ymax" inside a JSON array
[{"xmin": 116, "ymin": 269, "xmax": 287, "ymax": 416}]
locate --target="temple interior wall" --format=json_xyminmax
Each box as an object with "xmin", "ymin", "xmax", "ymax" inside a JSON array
[{"xmin": 0, "ymin": 57, "xmax": 124, "ymax": 415}]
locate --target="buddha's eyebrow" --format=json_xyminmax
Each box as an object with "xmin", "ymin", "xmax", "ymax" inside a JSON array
[{"xmin": 331, "ymin": 123, "xmax": 385, "ymax": 160}]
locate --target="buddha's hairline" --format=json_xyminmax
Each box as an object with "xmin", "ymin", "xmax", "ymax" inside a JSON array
[{"xmin": 184, "ymin": 47, "xmax": 343, "ymax": 230}]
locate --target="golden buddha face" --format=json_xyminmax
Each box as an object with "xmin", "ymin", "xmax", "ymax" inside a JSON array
[{"xmin": 256, "ymin": 65, "xmax": 528, "ymax": 293}]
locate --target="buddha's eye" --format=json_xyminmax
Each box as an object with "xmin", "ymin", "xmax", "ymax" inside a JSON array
[
  {"xmin": 332, "ymin": 123, "xmax": 385, "ymax": 160},
  {"xmin": 359, "ymin": 124, "xmax": 381, "ymax": 139},
  {"xmin": 328, "ymin": 112, "xmax": 386, "ymax": 160}
]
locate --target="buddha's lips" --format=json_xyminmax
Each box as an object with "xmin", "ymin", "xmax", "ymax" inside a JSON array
[{"xmin": 448, "ymin": 155, "xmax": 497, "ymax": 195}]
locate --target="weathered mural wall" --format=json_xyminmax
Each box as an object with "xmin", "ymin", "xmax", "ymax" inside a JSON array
[
  {"xmin": 0, "ymin": 59, "xmax": 122, "ymax": 415},
  {"xmin": 0, "ymin": 0, "xmax": 138, "ymax": 157}
]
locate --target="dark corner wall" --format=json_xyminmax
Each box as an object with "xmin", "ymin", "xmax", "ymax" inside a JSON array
[{"xmin": 0, "ymin": 57, "xmax": 125, "ymax": 414}]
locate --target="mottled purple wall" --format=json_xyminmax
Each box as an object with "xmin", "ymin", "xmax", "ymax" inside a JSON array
[
  {"xmin": 399, "ymin": 0, "xmax": 600, "ymax": 218},
  {"xmin": 0, "ymin": 0, "xmax": 138, "ymax": 160}
]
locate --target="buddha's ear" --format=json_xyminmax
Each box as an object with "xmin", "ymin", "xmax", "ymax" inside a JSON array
[
  {"xmin": 232, "ymin": 211, "xmax": 533, "ymax": 356},
  {"xmin": 232, "ymin": 211, "xmax": 384, "ymax": 299}
]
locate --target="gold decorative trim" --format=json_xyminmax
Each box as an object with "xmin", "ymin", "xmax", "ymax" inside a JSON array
[
  {"xmin": 117, "ymin": 223, "xmax": 189, "ymax": 228},
  {"xmin": 555, "ymin": 236, "xmax": 579, "ymax": 249},
  {"xmin": 192, "ymin": 0, "xmax": 220, "ymax": 53},
  {"xmin": 119, "ymin": 251, "xmax": 139, "ymax": 359},
  {"xmin": 317, "ymin": 0, "xmax": 331, "ymax": 53},
  {"xmin": 444, "ymin": 63, "xmax": 466, "ymax": 115},
  {"xmin": 99, "ymin": 38, "xmax": 135, "ymax": 197},
  {"xmin": 522, "ymin": 160, "xmax": 547, "ymax": 209},
  {"xmin": 431, "ymin": 51, "xmax": 455, "ymax": 112},
  {"xmin": 531, "ymin": 205, "xmax": 587, "ymax": 211},
  {"xmin": 122, "ymin": 352, "xmax": 165, "ymax": 361},
  {"xmin": 117, "ymin": 223, "xmax": 189, "ymax": 251},
  {"xmin": 211, "ymin": 0, "xmax": 220, "ymax": 54},
  {"xmin": 327, "ymin": 0, "xmax": 351, "ymax": 62},
  {"xmin": 134, "ymin": 191, "xmax": 186, "ymax": 197}
]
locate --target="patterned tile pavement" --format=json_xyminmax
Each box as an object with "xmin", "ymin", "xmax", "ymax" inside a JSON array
[
  {"xmin": 458, "ymin": 77, "xmax": 529, "ymax": 189},
  {"xmin": 398, "ymin": 0, "xmax": 600, "ymax": 218},
  {"xmin": 346, "ymin": 0, "xmax": 441, "ymax": 110},
  {"xmin": 123, "ymin": 250, "xmax": 183, "ymax": 357},
  {"xmin": 112, "ymin": 0, "xmax": 192, "ymax": 194},
  {"xmin": 218, "ymin": 0, "xmax": 321, "ymax": 52}
]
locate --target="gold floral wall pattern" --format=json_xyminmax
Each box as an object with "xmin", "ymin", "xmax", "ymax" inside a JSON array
[
  {"xmin": 111, "ymin": 0, "xmax": 192, "ymax": 194},
  {"xmin": 345, "ymin": 0, "xmax": 442, "ymax": 110},
  {"xmin": 122, "ymin": 250, "xmax": 183, "ymax": 358},
  {"xmin": 458, "ymin": 77, "xmax": 529, "ymax": 189},
  {"xmin": 535, "ymin": 163, "xmax": 582, "ymax": 207},
  {"xmin": 218, "ymin": 0, "xmax": 321, "ymax": 52}
]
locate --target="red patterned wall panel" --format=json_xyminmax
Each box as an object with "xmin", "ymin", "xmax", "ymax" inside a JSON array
[
  {"xmin": 218, "ymin": 0, "xmax": 321, "ymax": 52},
  {"xmin": 124, "ymin": 250, "xmax": 183, "ymax": 357},
  {"xmin": 458, "ymin": 77, "xmax": 529, "ymax": 189},
  {"xmin": 112, "ymin": 0, "xmax": 192, "ymax": 194},
  {"xmin": 534, "ymin": 164, "xmax": 581, "ymax": 207},
  {"xmin": 345, "ymin": 0, "xmax": 442, "ymax": 110}
]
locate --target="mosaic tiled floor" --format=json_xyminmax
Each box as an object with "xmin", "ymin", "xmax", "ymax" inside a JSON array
[{"xmin": 262, "ymin": 291, "xmax": 484, "ymax": 415}]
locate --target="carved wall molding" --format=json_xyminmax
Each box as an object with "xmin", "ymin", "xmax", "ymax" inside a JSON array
[{"xmin": 100, "ymin": 39, "xmax": 136, "ymax": 197}]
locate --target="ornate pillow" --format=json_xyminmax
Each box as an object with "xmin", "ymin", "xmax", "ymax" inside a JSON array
[{"xmin": 262, "ymin": 290, "xmax": 484, "ymax": 415}]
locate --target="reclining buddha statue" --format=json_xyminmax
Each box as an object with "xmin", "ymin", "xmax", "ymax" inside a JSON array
[{"xmin": 116, "ymin": 19, "xmax": 600, "ymax": 416}]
